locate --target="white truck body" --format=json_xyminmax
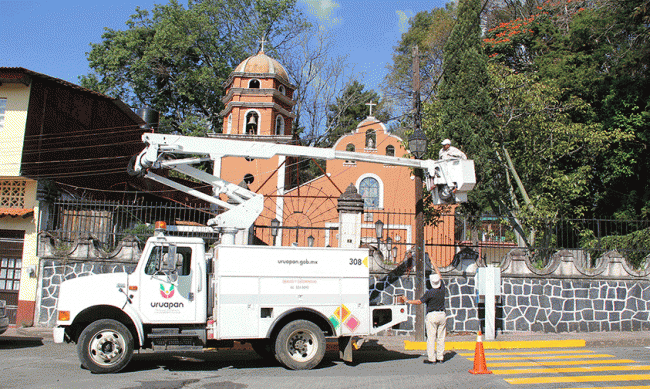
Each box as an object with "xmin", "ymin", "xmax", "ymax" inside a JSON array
[
  {"xmin": 54, "ymin": 231, "xmax": 407, "ymax": 372},
  {"xmin": 54, "ymin": 133, "xmax": 475, "ymax": 373}
]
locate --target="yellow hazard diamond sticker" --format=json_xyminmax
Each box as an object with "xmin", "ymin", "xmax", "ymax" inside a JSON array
[{"xmin": 334, "ymin": 304, "xmax": 351, "ymax": 322}]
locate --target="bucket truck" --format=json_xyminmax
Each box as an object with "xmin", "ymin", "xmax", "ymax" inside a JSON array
[{"xmin": 53, "ymin": 133, "xmax": 475, "ymax": 373}]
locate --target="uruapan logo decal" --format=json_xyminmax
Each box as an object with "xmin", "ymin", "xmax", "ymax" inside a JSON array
[{"xmin": 160, "ymin": 284, "xmax": 175, "ymax": 299}]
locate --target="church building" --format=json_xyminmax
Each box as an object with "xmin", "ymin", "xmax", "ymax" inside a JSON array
[{"xmin": 211, "ymin": 48, "xmax": 455, "ymax": 264}]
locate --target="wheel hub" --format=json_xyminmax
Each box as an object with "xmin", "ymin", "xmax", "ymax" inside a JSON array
[{"xmin": 90, "ymin": 331, "xmax": 124, "ymax": 365}]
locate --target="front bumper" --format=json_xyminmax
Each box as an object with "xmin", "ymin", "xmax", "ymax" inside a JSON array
[{"xmin": 53, "ymin": 326, "xmax": 66, "ymax": 343}]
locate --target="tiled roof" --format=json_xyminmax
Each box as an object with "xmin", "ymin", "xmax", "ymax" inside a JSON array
[{"xmin": 0, "ymin": 208, "xmax": 34, "ymax": 217}]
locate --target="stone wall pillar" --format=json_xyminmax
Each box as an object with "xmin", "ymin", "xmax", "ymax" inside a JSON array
[{"xmin": 337, "ymin": 184, "xmax": 364, "ymax": 248}]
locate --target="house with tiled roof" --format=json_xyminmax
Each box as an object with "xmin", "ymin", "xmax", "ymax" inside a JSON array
[{"xmin": 0, "ymin": 68, "xmax": 146, "ymax": 326}]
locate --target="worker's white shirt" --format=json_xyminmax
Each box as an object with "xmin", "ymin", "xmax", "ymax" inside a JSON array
[{"xmin": 439, "ymin": 146, "xmax": 467, "ymax": 160}]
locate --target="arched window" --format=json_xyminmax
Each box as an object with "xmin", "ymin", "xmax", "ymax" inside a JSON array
[
  {"xmin": 365, "ymin": 130, "xmax": 376, "ymax": 149},
  {"xmin": 245, "ymin": 111, "xmax": 259, "ymax": 134},
  {"xmin": 249, "ymin": 79, "xmax": 260, "ymax": 89},
  {"xmin": 345, "ymin": 143, "xmax": 356, "ymax": 164},
  {"xmin": 359, "ymin": 176, "xmax": 380, "ymax": 209},
  {"xmin": 227, "ymin": 114, "xmax": 232, "ymax": 134},
  {"xmin": 275, "ymin": 115, "xmax": 285, "ymax": 135},
  {"xmin": 385, "ymin": 145, "xmax": 395, "ymax": 157},
  {"xmin": 278, "ymin": 85, "xmax": 286, "ymax": 95}
]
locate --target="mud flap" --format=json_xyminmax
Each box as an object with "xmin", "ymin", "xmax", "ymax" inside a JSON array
[{"xmin": 338, "ymin": 336, "xmax": 353, "ymax": 363}]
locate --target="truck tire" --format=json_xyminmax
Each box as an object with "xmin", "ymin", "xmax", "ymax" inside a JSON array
[
  {"xmin": 77, "ymin": 319, "xmax": 134, "ymax": 374},
  {"xmin": 274, "ymin": 320, "xmax": 325, "ymax": 370}
]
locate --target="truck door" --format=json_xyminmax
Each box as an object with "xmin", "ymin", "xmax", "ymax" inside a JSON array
[{"xmin": 138, "ymin": 244, "xmax": 201, "ymax": 324}]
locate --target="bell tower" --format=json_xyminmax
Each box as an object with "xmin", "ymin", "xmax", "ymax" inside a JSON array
[
  {"xmin": 220, "ymin": 46, "xmax": 297, "ymax": 136},
  {"xmin": 212, "ymin": 46, "xmax": 298, "ymax": 244}
]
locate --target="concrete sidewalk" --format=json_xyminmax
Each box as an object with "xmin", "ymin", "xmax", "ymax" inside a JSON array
[
  {"xmin": 3, "ymin": 326, "xmax": 650, "ymax": 351},
  {"xmin": 372, "ymin": 330, "xmax": 650, "ymax": 352}
]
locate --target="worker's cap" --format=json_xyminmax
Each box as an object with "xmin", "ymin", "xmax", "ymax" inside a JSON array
[
  {"xmin": 441, "ymin": 139, "xmax": 451, "ymax": 145},
  {"xmin": 429, "ymin": 273, "xmax": 441, "ymax": 288}
]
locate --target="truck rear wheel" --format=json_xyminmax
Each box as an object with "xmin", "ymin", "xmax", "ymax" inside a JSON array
[
  {"xmin": 77, "ymin": 319, "xmax": 134, "ymax": 374},
  {"xmin": 274, "ymin": 320, "xmax": 325, "ymax": 370}
]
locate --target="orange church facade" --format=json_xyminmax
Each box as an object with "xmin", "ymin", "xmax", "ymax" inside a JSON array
[{"xmin": 210, "ymin": 49, "xmax": 455, "ymax": 266}]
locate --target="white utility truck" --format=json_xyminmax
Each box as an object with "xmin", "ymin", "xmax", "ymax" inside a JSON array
[{"xmin": 53, "ymin": 133, "xmax": 475, "ymax": 373}]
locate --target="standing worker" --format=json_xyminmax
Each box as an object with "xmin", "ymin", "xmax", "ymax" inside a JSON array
[
  {"xmin": 404, "ymin": 262, "xmax": 447, "ymax": 364},
  {"xmin": 439, "ymin": 139, "xmax": 467, "ymax": 160}
]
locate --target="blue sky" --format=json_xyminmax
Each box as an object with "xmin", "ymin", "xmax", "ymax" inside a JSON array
[{"xmin": 1, "ymin": 0, "xmax": 447, "ymax": 94}]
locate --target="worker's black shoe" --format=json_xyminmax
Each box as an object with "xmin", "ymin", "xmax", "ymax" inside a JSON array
[{"xmin": 423, "ymin": 360, "xmax": 436, "ymax": 364}]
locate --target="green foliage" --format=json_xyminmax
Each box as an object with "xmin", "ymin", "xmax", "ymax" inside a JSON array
[
  {"xmin": 383, "ymin": 5, "xmax": 456, "ymax": 117},
  {"xmin": 581, "ymin": 228, "xmax": 650, "ymax": 269},
  {"xmin": 80, "ymin": 0, "xmax": 309, "ymax": 136},
  {"xmin": 322, "ymin": 81, "xmax": 389, "ymax": 148},
  {"xmin": 433, "ymin": 0, "xmax": 495, "ymax": 211},
  {"xmin": 122, "ymin": 223, "xmax": 155, "ymax": 242},
  {"xmin": 484, "ymin": 0, "xmax": 650, "ymax": 220}
]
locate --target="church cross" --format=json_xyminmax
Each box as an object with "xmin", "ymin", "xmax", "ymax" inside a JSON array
[
  {"xmin": 365, "ymin": 101, "xmax": 376, "ymax": 117},
  {"xmin": 258, "ymin": 37, "xmax": 267, "ymax": 53}
]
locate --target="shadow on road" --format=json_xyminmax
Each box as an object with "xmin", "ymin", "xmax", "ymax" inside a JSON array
[
  {"xmin": 119, "ymin": 343, "xmax": 421, "ymax": 373},
  {"xmin": 0, "ymin": 336, "xmax": 44, "ymax": 349}
]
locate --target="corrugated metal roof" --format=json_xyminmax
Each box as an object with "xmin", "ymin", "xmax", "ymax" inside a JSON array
[{"xmin": 0, "ymin": 67, "xmax": 147, "ymax": 127}]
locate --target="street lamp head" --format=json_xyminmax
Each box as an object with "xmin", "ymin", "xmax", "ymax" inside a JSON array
[
  {"xmin": 409, "ymin": 128, "xmax": 428, "ymax": 160},
  {"xmin": 374, "ymin": 220, "xmax": 384, "ymax": 241},
  {"xmin": 270, "ymin": 218, "xmax": 280, "ymax": 237}
]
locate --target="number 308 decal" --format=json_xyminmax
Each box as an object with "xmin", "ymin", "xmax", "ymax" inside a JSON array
[{"xmin": 349, "ymin": 258, "xmax": 363, "ymax": 265}]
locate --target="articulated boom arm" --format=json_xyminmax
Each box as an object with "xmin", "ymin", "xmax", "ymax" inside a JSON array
[{"xmin": 132, "ymin": 133, "xmax": 476, "ymax": 231}]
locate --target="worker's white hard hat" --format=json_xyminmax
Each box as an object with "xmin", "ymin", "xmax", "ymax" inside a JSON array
[
  {"xmin": 429, "ymin": 273, "xmax": 442, "ymax": 288},
  {"xmin": 441, "ymin": 139, "xmax": 451, "ymax": 145}
]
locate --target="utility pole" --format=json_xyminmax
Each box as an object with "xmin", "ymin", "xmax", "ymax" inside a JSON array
[{"xmin": 412, "ymin": 45, "xmax": 426, "ymax": 342}]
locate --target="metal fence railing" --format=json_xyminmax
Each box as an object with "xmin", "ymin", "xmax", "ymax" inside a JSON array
[
  {"xmin": 45, "ymin": 199, "xmax": 219, "ymax": 249},
  {"xmin": 42, "ymin": 199, "xmax": 650, "ymax": 269}
]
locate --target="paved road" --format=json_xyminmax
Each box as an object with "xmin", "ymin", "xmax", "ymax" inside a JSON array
[{"xmin": 2, "ymin": 331, "xmax": 650, "ymax": 389}]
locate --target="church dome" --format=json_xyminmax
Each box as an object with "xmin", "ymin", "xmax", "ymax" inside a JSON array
[{"xmin": 234, "ymin": 50, "xmax": 289, "ymax": 82}]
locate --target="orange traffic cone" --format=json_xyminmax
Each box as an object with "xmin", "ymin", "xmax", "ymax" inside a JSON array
[{"xmin": 468, "ymin": 331, "xmax": 492, "ymax": 374}]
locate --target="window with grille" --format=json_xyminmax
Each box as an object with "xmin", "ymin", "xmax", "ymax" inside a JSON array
[
  {"xmin": 0, "ymin": 180, "xmax": 26, "ymax": 208},
  {"xmin": 0, "ymin": 230, "xmax": 24, "ymax": 301},
  {"xmin": 0, "ymin": 257, "xmax": 21, "ymax": 292}
]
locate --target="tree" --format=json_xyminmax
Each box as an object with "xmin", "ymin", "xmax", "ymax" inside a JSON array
[
  {"xmin": 277, "ymin": 28, "xmax": 355, "ymax": 144},
  {"xmin": 81, "ymin": 0, "xmax": 309, "ymax": 135},
  {"xmin": 484, "ymin": 0, "xmax": 650, "ymax": 219},
  {"xmin": 321, "ymin": 81, "xmax": 389, "ymax": 148},
  {"xmin": 383, "ymin": 5, "xmax": 456, "ymax": 120},
  {"xmin": 429, "ymin": 0, "xmax": 495, "ymax": 211}
]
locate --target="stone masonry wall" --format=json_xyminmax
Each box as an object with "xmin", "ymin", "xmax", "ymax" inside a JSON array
[
  {"xmin": 37, "ymin": 233, "xmax": 650, "ymax": 334},
  {"xmin": 38, "ymin": 259, "xmax": 136, "ymax": 326},
  {"xmin": 370, "ymin": 274, "xmax": 650, "ymax": 335}
]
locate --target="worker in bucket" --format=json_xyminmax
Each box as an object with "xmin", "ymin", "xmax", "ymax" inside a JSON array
[
  {"xmin": 403, "ymin": 261, "xmax": 447, "ymax": 364},
  {"xmin": 439, "ymin": 138, "xmax": 467, "ymax": 160}
]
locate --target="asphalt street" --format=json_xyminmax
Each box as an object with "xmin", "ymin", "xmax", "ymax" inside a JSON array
[{"xmin": 2, "ymin": 327, "xmax": 650, "ymax": 389}]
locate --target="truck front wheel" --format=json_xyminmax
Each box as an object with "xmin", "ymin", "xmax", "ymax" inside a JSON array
[
  {"xmin": 274, "ymin": 320, "xmax": 325, "ymax": 370},
  {"xmin": 77, "ymin": 319, "xmax": 134, "ymax": 374}
]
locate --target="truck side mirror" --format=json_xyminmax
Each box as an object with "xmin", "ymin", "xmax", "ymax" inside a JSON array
[{"xmin": 158, "ymin": 245, "xmax": 178, "ymax": 272}]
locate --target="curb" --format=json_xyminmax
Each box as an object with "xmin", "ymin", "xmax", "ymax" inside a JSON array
[{"xmin": 405, "ymin": 339, "xmax": 587, "ymax": 351}]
